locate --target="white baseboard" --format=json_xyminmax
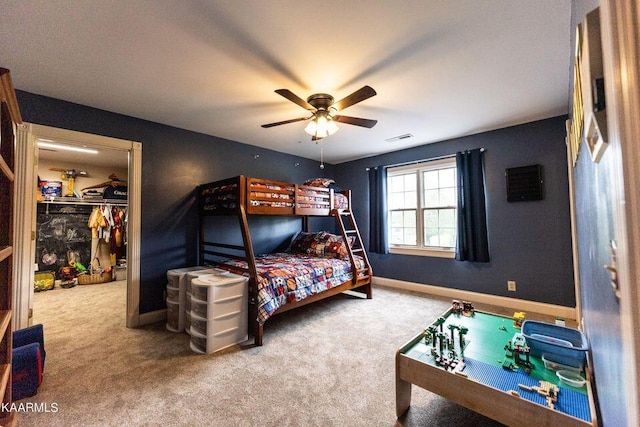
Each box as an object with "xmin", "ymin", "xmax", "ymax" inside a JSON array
[
  {"xmin": 138, "ymin": 309, "xmax": 166, "ymax": 326},
  {"xmin": 373, "ymin": 277, "xmax": 577, "ymax": 320},
  {"xmin": 138, "ymin": 279, "xmax": 577, "ymax": 325}
]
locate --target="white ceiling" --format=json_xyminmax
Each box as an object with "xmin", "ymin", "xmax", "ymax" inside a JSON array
[
  {"xmin": 36, "ymin": 140, "xmax": 129, "ymax": 168},
  {"xmin": 1, "ymin": 0, "xmax": 572, "ymax": 164}
]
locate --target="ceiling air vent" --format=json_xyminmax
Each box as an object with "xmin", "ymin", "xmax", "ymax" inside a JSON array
[{"xmin": 385, "ymin": 133, "xmax": 414, "ymax": 143}]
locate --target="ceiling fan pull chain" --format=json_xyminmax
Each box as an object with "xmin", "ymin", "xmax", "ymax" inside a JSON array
[{"xmin": 320, "ymin": 145, "xmax": 325, "ymax": 169}]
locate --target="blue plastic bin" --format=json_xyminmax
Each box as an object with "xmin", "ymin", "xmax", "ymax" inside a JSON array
[{"xmin": 521, "ymin": 320, "xmax": 589, "ymax": 369}]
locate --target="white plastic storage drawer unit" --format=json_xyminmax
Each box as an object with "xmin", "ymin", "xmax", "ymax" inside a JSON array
[
  {"xmin": 185, "ymin": 268, "xmax": 231, "ymax": 295},
  {"xmin": 190, "ymin": 327, "xmax": 248, "ymax": 355},
  {"xmin": 166, "ymin": 285, "xmax": 179, "ymax": 301},
  {"xmin": 185, "ymin": 289, "xmax": 205, "ymax": 334},
  {"xmin": 165, "ymin": 266, "xmax": 208, "ymax": 332},
  {"xmin": 185, "ymin": 290, "xmax": 196, "ymax": 335},
  {"xmin": 189, "ymin": 273, "xmax": 248, "ymax": 354},
  {"xmin": 185, "ymin": 291, "xmax": 193, "ymax": 317},
  {"xmin": 191, "ymin": 295, "xmax": 245, "ymax": 320},
  {"xmin": 166, "ymin": 266, "xmax": 208, "ymax": 288},
  {"xmin": 183, "ymin": 269, "xmax": 231, "ymax": 333},
  {"xmin": 190, "ymin": 310, "xmax": 246, "ymax": 337},
  {"xmin": 166, "ymin": 300, "xmax": 180, "ymax": 331},
  {"xmin": 191, "ymin": 273, "xmax": 246, "ymax": 304}
]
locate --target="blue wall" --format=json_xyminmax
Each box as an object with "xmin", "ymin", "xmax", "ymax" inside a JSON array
[
  {"xmin": 18, "ymin": 92, "xmax": 576, "ymax": 311},
  {"xmin": 574, "ymin": 136, "xmax": 623, "ymax": 426},
  {"xmin": 334, "ymin": 116, "xmax": 575, "ymax": 307},
  {"xmin": 17, "ymin": 90, "xmax": 334, "ymax": 313},
  {"xmin": 570, "ymin": 0, "xmax": 627, "ymax": 425}
]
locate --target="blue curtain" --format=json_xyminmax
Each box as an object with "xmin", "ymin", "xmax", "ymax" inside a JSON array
[
  {"xmin": 456, "ymin": 149, "xmax": 490, "ymax": 262},
  {"xmin": 368, "ymin": 166, "xmax": 388, "ymax": 254}
]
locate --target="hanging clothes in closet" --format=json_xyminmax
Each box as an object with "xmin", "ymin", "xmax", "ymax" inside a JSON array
[
  {"xmin": 110, "ymin": 206, "xmax": 126, "ymax": 264},
  {"xmin": 88, "ymin": 204, "xmax": 127, "ymax": 269}
]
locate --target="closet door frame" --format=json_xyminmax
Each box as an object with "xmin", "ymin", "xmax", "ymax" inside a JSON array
[
  {"xmin": 600, "ymin": 0, "xmax": 640, "ymax": 422},
  {"xmin": 14, "ymin": 123, "xmax": 142, "ymax": 328}
]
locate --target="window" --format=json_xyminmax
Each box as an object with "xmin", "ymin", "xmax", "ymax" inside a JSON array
[{"xmin": 387, "ymin": 158, "xmax": 457, "ymax": 257}]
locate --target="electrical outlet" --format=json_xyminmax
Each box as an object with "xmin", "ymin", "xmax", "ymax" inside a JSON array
[{"xmin": 507, "ymin": 280, "xmax": 516, "ymax": 292}]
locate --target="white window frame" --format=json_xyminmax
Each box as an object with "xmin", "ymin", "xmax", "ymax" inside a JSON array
[{"xmin": 387, "ymin": 157, "xmax": 457, "ymax": 258}]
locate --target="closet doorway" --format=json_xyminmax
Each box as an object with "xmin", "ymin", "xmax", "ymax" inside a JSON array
[{"xmin": 14, "ymin": 124, "xmax": 142, "ymax": 329}]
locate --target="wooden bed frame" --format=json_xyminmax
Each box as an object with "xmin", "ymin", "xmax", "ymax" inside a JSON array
[{"xmin": 198, "ymin": 175, "xmax": 373, "ymax": 346}]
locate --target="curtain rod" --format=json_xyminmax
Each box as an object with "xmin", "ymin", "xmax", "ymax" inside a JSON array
[{"xmin": 366, "ymin": 148, "xmax": 485, "ymax": 171}]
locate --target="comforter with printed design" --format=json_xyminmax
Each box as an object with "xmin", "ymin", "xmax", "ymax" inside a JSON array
[{"xmin": 219, "ymin": 253, "xmax": 365, "ymax": 323}]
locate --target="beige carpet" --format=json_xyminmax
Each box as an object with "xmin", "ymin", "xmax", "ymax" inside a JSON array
[{"xmin": 19, "ymin": 281, "xmax": 506, "ymax": 426}]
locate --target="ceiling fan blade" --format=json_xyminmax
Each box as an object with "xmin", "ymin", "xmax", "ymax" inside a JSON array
[
  {"xmin": 333, "ymin": 115, "xmax": 378, "ymax": 128},
  {"xmin": 275, "ymin": 89, "xmax": 314, "ymax": 110},
  {"xmin": 333, "ymin": 86, "xmax": 377, "ymax": 111},
  {"xmin": 261, "ymin": 117, "xmax": 310, "ymax": 128}
]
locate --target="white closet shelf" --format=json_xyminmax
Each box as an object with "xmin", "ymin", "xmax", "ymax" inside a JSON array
[{"xmin": 39, "ymin": 198, "xmax": 128, "ymax": 206}]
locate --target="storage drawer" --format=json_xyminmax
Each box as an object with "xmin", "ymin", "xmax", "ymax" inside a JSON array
[
  {"xmin": 184, "ymin": 310, "xmax": 192, "ymax": 335},
  {"xmin": 191, "ymin": 294, "xmax": 244, "ymax": 319},
  {"xmin": 185, "ymin": 291, "xmax": 192, "ymax": 313},
  {"xmin": 189, "ymin": 326, "xmax": 248, "ymax": 354},
  {"xmin": 166, "ymin": 285, "xmax": 179, "ymax": 301},
  {"xmin": 166, "ymin": 266, "xmax": 208, "ymax": 288},
  {"xmin": 186, "ymin": 269, "xmax": 231, "ymax": 295},
  {"xmin": 191, "ymin": 275, "xmax": 247, "ymax": 303},
  {"xmin": 166, "ymin": 300, "xmax": 180, "ymax": 332},
  {"xmin": 190, "ymin": 310, "xmax": 245, "ymax": 337}
]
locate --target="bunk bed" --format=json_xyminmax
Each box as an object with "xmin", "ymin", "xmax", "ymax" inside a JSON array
[{"xmin": 198, "ymin": 175, "xmax": 372, "ymax": 346}]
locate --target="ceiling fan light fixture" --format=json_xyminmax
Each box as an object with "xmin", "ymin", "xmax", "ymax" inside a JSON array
[
  {"xmin": 264, "ymin": 86, "xmax": 376, "ymax": 138},
  {"xmin": 304, "ymin": 119, "xmax": 317, "ymax": 135},
  {"xmin": 304, "ymin": 113, "xmax": 339, "ymax": 138},
  {"xmin": 326, "ymin": 119, "xmax": 338, "ymax": 135}
]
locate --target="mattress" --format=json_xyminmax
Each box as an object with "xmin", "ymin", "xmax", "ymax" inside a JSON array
[{"xmin": 218, "ymin": 252, "xmax": 365, "ymax": 323}]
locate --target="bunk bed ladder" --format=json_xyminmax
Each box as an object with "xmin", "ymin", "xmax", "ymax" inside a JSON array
[{"xmin": 332, "ymin": 210, "xmax": 372, "ymax": 298}]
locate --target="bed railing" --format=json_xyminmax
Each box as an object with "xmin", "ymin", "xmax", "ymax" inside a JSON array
[
  {"xmin": 246, "ymin": 177, "xmax": 295, "ymax": 215},
  {"xmin": 199, "ymin": 175, "xmax": 351, "ymax": 217},
  {"xmin": 199, "ymin": 176, "xmax": 244, "ymax": 215}
]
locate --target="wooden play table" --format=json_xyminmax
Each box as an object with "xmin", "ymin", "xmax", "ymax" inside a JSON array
[{"xmin": 395, "ymin": 308, "xmax": 597, "ymax": 426}]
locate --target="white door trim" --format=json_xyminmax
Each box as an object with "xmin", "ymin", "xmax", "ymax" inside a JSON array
[
  {"xmin": 127, "ymin": 140, "xmax": 142, "ymax": 327},
  {"xmin": 13, "ymin": 123, "xmax": 36, "ymax": 330},
  {"xmin": 601, "ymin": 0, "xmax": 640, "ymax": 423},
  {"xmin": 14, "ymin": 123, "xmax": 142, "ymax": 328}
]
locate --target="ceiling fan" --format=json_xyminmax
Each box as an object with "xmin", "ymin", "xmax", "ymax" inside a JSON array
[{"xmin": 261, "ymin": 85, "xmax": 378, "ymax": 140}]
